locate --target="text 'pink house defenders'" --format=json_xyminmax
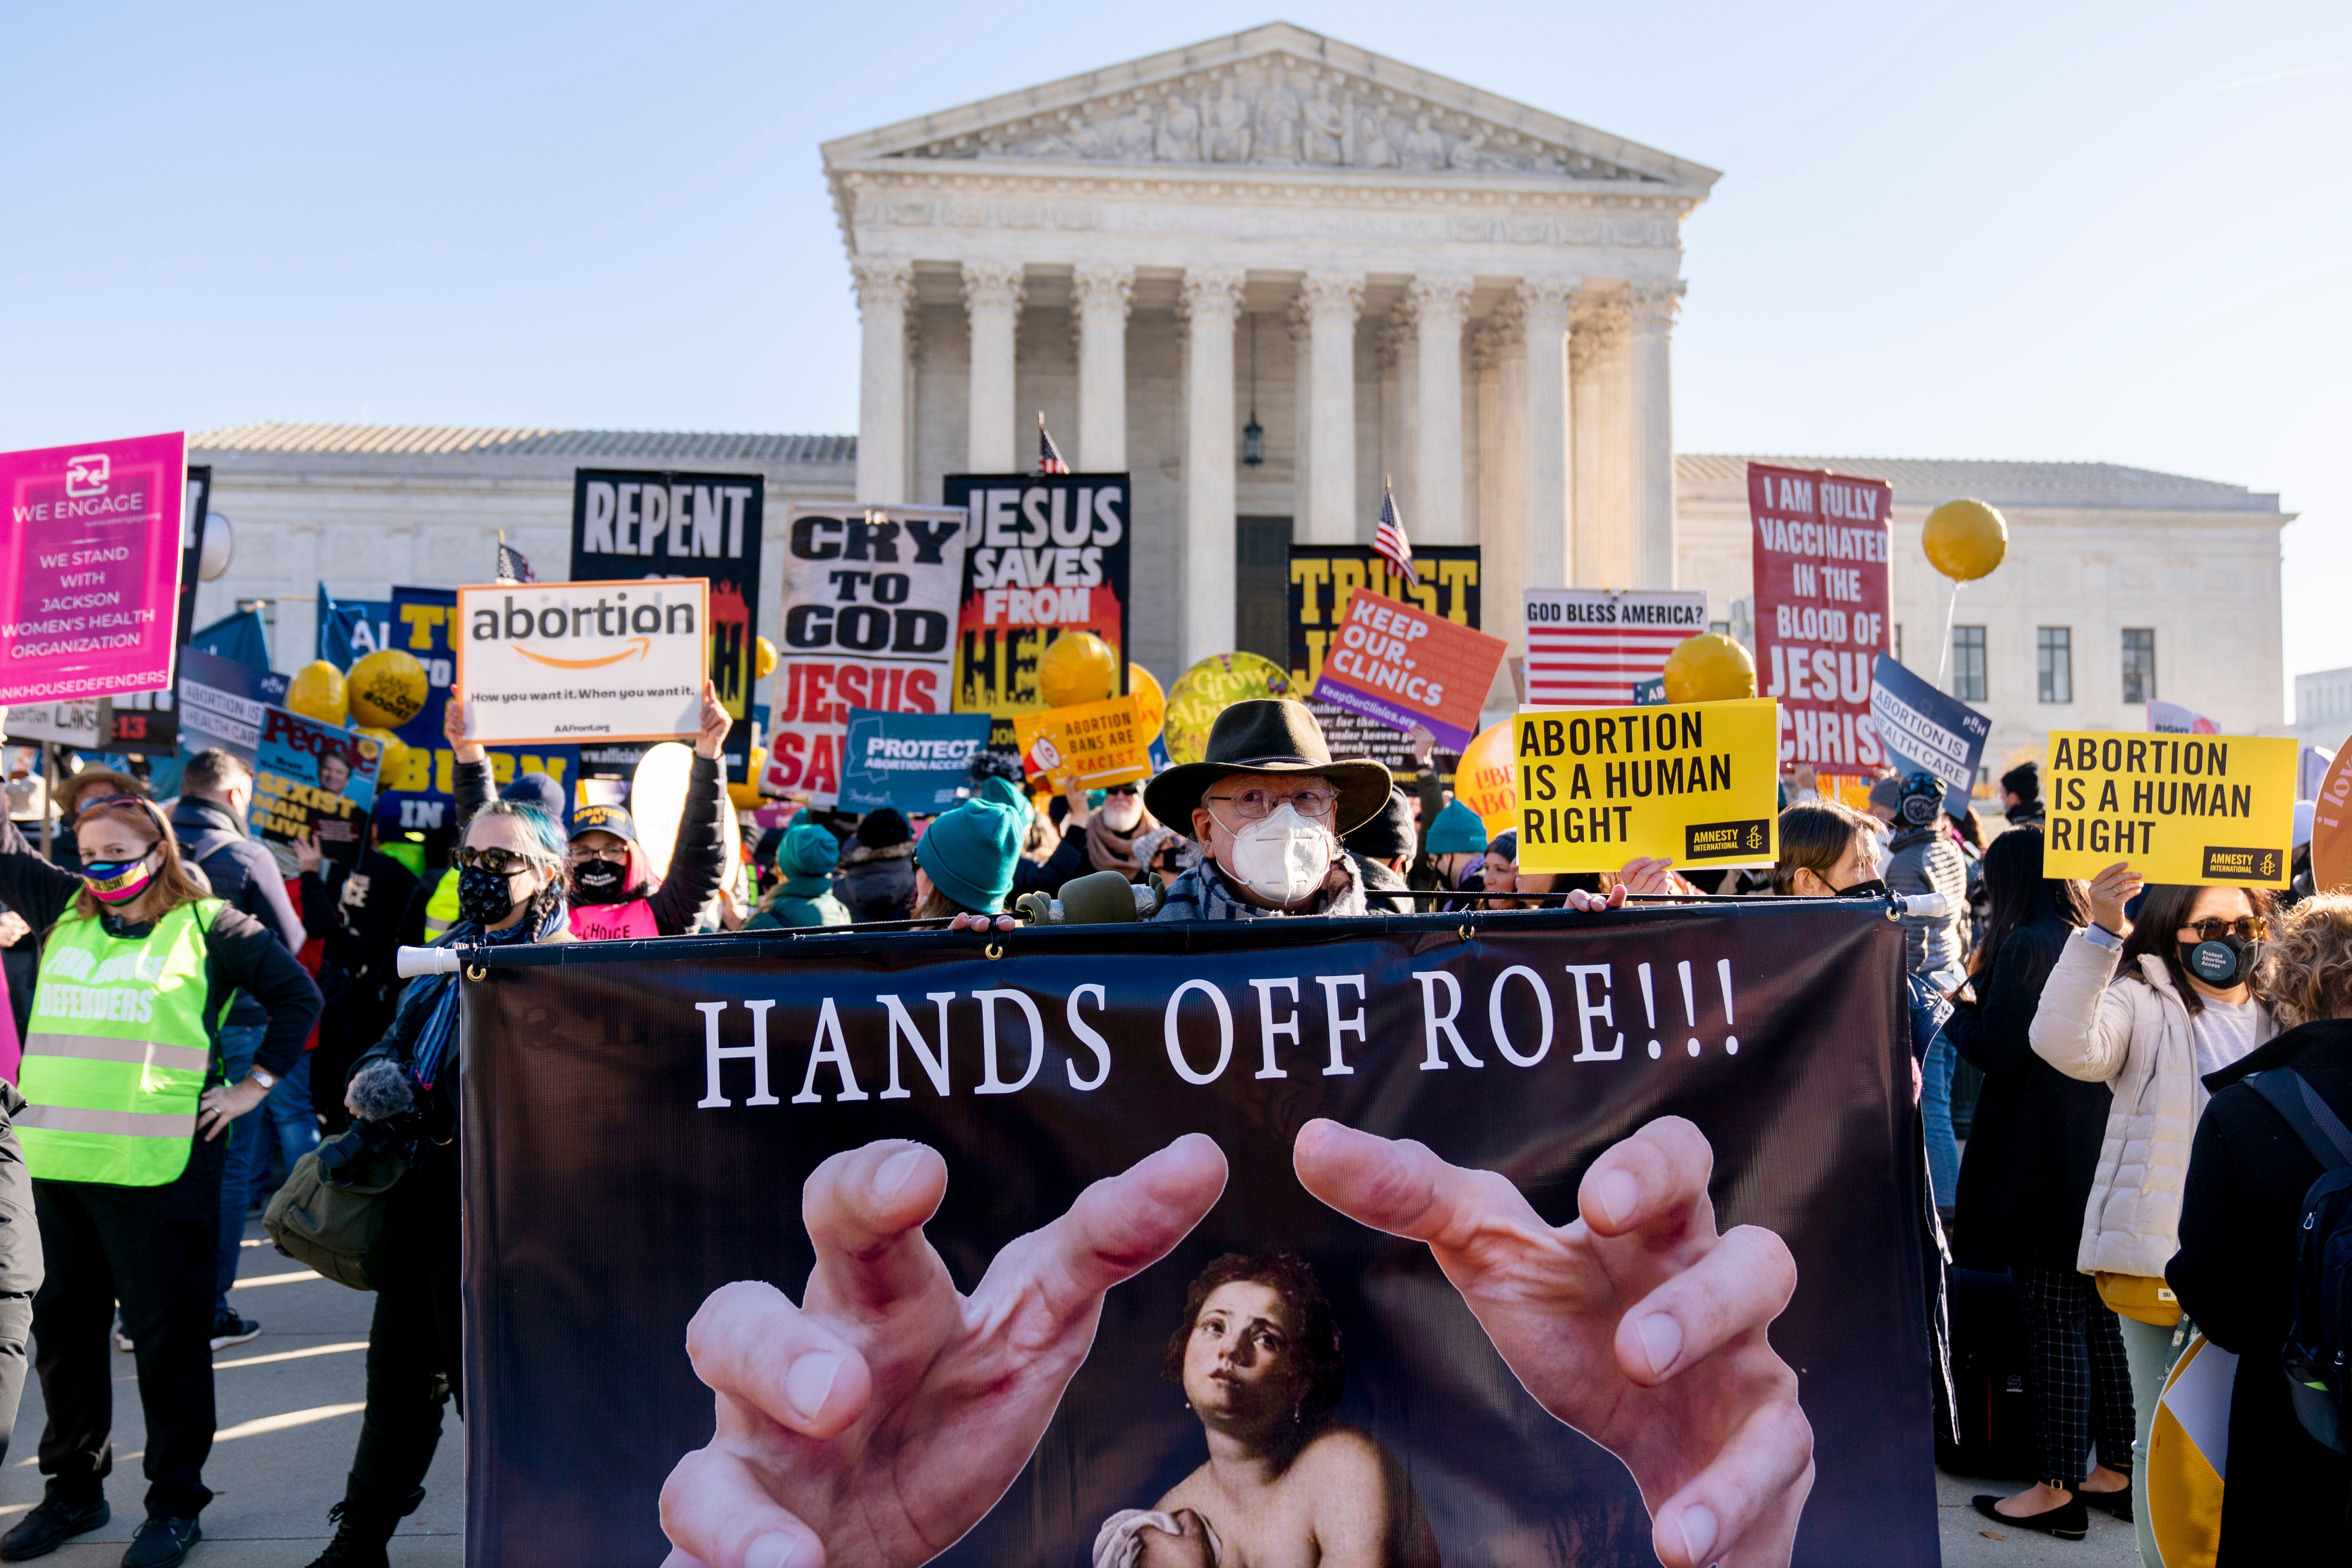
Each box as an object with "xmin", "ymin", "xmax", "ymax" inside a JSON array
[{"xmin": 0, "ymin": 431, "xmax": 188, "ymax": 704}]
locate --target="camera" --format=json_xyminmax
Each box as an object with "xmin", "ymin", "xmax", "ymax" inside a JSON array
[{"xmin": 315, "ymin": 1060, "xmax": 426, "ymax": 1187}]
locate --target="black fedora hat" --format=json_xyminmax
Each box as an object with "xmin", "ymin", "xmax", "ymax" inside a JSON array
[{"xmin": 1145, "ymin": 699, "xmax": 1392, "ymax": 839}]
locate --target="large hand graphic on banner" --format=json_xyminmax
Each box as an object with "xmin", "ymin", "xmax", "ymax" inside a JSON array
[
  {"xmin": 661, "ymin": 1119, "xmax": 1809, "ymax": 1568},
  {"xmin": 659, "ymin": 1135, "xmax": 1230, "ymax": 1568},
  {"xmin": 1293, "ymin": 1116, "xmax": 1812, "ymax": 1568}
]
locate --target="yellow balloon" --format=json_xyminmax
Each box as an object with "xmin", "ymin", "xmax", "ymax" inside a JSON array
[
  {"xmin": 1661, "ymin": 633, "xmax": 1757, "ymax": 704},
  {"xmin": 1163, "ymin": 653, "xmax": 1293, "ymax": 765},
  {"xmin": 346, "ymin": 649, "xmax": 431, "ymax": 730},
  {"xmin": 1453, "ymin": 722, "xmax": 1520, "ymax": 831},
  {"xmin": 1128, "ymin": 663, "xmax": 1166, "ymax": 740},
  {"xmin": 354, "ymin": 727, "xmax": 413, "ymax": 791},
  {"xmin": 1922, "ymin": 498, "xmax": 2008, "ymax": 583},
  {"xmin": 754, "ymin": 636, "xmax": 778, "ymax": 680},
  {"xmin": 1038, "ymin": 631, "xmax": 1120, "ymax": 709},
  {"xmin": 729, "ymin": 748, "xmax": 768, "ymax": 810},
  {"xmin": 287, "ymin": 661, "xmax": 349, "ymax": 728}
]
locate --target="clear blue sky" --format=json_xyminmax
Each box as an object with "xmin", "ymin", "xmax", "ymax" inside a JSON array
[{"xmin": 5, "ymin": 2, "xmax": 2346, "ymax": 697}]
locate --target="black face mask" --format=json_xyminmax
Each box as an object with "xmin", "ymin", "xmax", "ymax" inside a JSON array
[
  {"xmin": 1837, "ymin": 878, "xmax": 1891, "ymax": 900},
  {"xmin": 569, "ymin": 861, "xmax": 631, "ymax": 905},
  {"xmin": 456, "ymin": 865, "xmax": 528, "ymax": 926},
  {"xmin": 2180, "ymin": 934, "xmax": 2257, "ymax": 989}
]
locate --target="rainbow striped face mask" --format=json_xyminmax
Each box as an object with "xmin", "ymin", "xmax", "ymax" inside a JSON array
[{"xmin": 81, "ymin": 852, "xmax": 156, "ymax": 906}]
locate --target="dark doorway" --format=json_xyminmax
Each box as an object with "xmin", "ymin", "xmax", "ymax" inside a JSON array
[{"xmin": 1236, "ymin": 515, "xmax": 1293, "ymax": 665}]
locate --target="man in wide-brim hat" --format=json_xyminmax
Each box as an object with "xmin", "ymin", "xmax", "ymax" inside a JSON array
[{"xmin": 1143, "ymin": 699, "xmax": 1391, "ymax": 920}]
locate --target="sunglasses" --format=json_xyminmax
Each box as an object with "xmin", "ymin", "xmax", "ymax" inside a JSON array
[
  {"xmin": 451, "ymin": 847, "xmax": 538, "ymax": 876},
  {"xmin": 2182, "ymin": 916, "xmax": 2269, "ymax": 942},
  {"xmin": 1103, "ymin": 785, "xmax": 1139, "ymax": 797}
]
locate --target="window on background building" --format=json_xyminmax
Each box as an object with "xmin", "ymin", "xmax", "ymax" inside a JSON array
[
  {"xmin": 1233, "ymin": 516, "xmax": 1293, "ymax": 666},
  {"xmin": 2121, "ymin": 628, "xmax": 2156, "ymax": 705},
  {"xmin": 1952, "ymin": 626, "xmax": 1987, "ymax": 702},
  {"xmin": 1893, "ymin": 624, "xmax": 1904, "ymax": 664},
  {"xmin": 1709, "ymin": 620, "xmax": 1729, "ymax": 637},
  {"xmin": 2037, "ymin": 627, "xmax": 2073, "ymax": 704}
]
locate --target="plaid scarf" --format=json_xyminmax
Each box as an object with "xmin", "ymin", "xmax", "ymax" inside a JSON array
[{"xmin": 1155, "ymin": 853, "xmax": 1367, "ymax": 922}]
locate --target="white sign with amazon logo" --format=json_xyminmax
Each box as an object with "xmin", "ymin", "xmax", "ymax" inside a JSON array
[{"xmin": 453, "ymin": 580, "xmax": 707, "ymax": 746}]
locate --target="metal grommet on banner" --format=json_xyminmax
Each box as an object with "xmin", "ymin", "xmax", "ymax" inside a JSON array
[
  {"xmin": 1458, "ymin": 925, "xmax": 1475, "ymax": 943},
  {"xmin": 464, "ymin": 963, "xmax": 488, "ymax": 981},
  {"xmin": 984, "ymin": 942, "xmax": 1005, "ymax": 961},
  {"xmin": 1883, "ymin": 904, "xmax": 1903, "ymax": 923}
]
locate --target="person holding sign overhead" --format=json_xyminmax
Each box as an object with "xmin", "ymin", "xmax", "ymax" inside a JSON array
[
  {"xmin": 2027, "ymin": 860, "xmax": 2280, "ymax": 1559},
  {"xmin": 448, "ymin": 680, "xmax": 732, "ymax": 940}
]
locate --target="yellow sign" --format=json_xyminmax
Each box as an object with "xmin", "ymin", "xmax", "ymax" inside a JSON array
[
  {"xmin": 2043, "ymin": 730, "xmax": 2295, "ymax": 886},
  {"xmin": 1011, "ymin": 694, "xmax": 1152, "ymax": 790},
  {"xmin": 1512, "ymin": 699, "xmax": 1781, "ymax": 874}
]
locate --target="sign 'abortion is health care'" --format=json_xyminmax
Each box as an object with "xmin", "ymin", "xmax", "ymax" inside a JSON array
[{"xmin": 455, "ymin": 580, "xmax": 707, "ymax": 746}]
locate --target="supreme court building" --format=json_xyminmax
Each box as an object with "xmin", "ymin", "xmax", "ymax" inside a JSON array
[{"xmin": 183, "ymin": 23, "xmax": 2291, "ymax": 767}]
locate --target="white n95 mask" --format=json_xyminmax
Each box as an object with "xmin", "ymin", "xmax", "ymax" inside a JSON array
[{"xmin": 1225, "ymin": 803, "xmax": 1332, "ymax": 906}]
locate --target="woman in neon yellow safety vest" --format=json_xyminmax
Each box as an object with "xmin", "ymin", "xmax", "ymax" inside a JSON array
[{"xmin": 0, "ymin": 787, "xmax": 319, "ymax": 1564}]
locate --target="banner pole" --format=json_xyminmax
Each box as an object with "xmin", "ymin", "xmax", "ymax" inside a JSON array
[{"xmin": 1934, "ymin": 576, "xmax": 1962, "ymax": 688}]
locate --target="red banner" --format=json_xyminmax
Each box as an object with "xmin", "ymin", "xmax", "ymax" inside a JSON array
[{"xmin": 1748, "ymin": 463, "xmax": 1894, "ymax": 775}]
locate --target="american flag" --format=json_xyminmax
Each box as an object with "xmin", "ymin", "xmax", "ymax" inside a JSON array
[
  {"xmin": 494, "ymin": 539, "xmax": 535, "ymax": 585},
  {"xmin": 1372, "ymin": 480, "xmax": 1418, "ymax": 586},
  {"xmin": 1036, "ymin": 413, "xmax": 1070, "ymax": 475}
]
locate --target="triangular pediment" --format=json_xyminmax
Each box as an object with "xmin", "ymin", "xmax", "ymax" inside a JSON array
[{"xmin": 822, "ymin": 22, "xmax": 1720, "ymax": 193}]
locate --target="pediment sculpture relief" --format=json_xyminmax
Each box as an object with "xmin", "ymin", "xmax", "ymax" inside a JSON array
[{"xmin": 887, "ymin": 59, "xmax": 1655, "ymax": 181}]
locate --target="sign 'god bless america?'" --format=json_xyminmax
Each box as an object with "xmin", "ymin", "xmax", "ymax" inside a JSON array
[{"xmin": 453, "ymin": 580, "xmax": 707, "ymax": 746}]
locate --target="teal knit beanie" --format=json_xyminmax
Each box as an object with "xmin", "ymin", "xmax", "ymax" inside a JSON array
[
  {"xmin": 916, "ymin": 797, "xmax": 1024, "ymax": 913},
  {"xmin": 978, "ymin": 774, "xmax": 1033, "ymax": 823},
  {"xmin": 778, "ymin": 822, "xmax": 840, "ymax": 879},
  {"xmin": 1425, "ymin": 798, "xmax": 1489, "ymax": 854}
]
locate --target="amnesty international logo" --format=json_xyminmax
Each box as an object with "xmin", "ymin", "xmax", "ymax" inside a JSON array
[
  {"xmin": 2200, "ymin": 845, "xmax": 2283, "ymax": 880},
  {"xmin": 1687, "ymin": 819, "xmax": 1771, "ymax": 862}
]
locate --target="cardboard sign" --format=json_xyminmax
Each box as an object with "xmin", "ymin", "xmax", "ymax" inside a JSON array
[
  {"xmin": 1522, "ymin": 588, "xmax": 1708, "ymax": 708},
  {"xmin": 1310, "ymin": 588, "xmax": 1508, "ymax": 752},
  {"xmin": 838, "ymin": 710, "xmax": 993, "ymax": 816},
  {"xmin": 571, "ymin": 468, "xmax": 763, "ymax": 784},
  {"xmin": 1289, "ymin": 545, "xmax": 1480, "ymax": 774},
  {"xmin": 1512, "ymin": 700, "xmax": 1781, "ymax": 874},
  {"xmin": 455, "ymin": 580, "xmax": 707, "ymax": 747},
  {"xmin": 767, "ymin": 504, "xmax": 970, "ymax": 805},
  {"xmin": 249, "ymin": 705, "xmax": 380, "ymax": 871},
  {"xmin": 2043, "ymin": 730, "xmax": 2297, "ymax": 886},
  {"xmin": 175, "ymin": 646, "xmax": 292, "ymax": 762},
  {"xmin": 1, "ymin": 432, "xmax": 188, "ymax": 703},
  {"xmin": 1870, "ymin": 654, "xmax": 1991, "ymax": 816},
  {"xmin": 944, "ymin": 474, "xmax": 1131, "ymax": 750},
  {"xmin": 1748, "ymin": 463, "xmax": 1893, "ymax": 775},
  {"xmin": 1011, "ymin": 694, "xmax": 1153, "ymax": 790},
  {"xmin": 0, "ymin": 701, "xmax": 101, "ymax": 748}
]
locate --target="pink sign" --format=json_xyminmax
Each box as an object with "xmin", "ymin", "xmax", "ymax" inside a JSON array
[{"xmin": 0, "ymin": 432, "xmax": 188, "ymax": 704}]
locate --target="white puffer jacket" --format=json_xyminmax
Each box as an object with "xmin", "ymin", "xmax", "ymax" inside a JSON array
[{"xmin": 2028, "ymin": 931, "xmax": 2277, "ymax": 1277}]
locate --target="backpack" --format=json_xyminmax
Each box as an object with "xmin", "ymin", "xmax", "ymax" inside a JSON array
[{"xmin": 2246, "ymin": 1068, "xmax": 2352, "ymax": 1454}]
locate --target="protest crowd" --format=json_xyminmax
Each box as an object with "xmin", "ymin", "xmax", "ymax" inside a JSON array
[{"xmin": 0, "ymin": 441, "xmax": 2347, "ymax": 1568}]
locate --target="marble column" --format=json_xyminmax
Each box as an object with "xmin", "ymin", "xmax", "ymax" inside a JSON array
[
  {"xmin": 1623, "ymin": 280, "xmax": 1685, "ymax": 590},
  {"xmin": 851, "ymin": 257, "xmax": 914, "ymax": 505},
  {"xmin": 1579, "ymin": 298, "xmax": 1633, "ymax": 588},
  {"xmin": 1407, "ymin": 274, "xmax": 1473, "ymax": 544},
  {"xmin": 961, "ymin": 261, "xmax": 1024, "ymax": 473},
  {"xmin": 1382, "ymin": 311, "xmax": 1418, "ymax": 522},
  {"xmin": 1297, "ymin": 271, "xmax": 1364, "ymax": 544},
  {"xmin": 1070, "ymin": 264, "xmax": 1133, "ymax": 472},
  {"xmin": 1179, "ymin": 268, "xmax": 1245, "ymax": 665},
  {"xmin": 1518, "ymin": 279, "xmax": 1579, "ymax": 596}
]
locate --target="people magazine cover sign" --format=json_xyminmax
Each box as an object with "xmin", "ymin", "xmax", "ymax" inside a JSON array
[{"xmin": 456, "ymin": 903, "xmax": 1935, "ymax": 1566}]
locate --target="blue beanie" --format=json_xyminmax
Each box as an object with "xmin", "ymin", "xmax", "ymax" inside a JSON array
[
  {"xmin": 1425, "ymin": 798, "xmax": 1489, "ymax": 855},
  {"xmin": 916, "ymin": 796, "xmax": 1024, "ymax": 913},
  {"xmin": 978, "ymin": 774, "xmax": 1033, "ymax": 824},
  {"xmin": 502, "ymin": 770, "xmax": 570, "ymax": 828},
  {"xmin": 778, "ymin": 822, "xmax": 840, "ymax": 879}
]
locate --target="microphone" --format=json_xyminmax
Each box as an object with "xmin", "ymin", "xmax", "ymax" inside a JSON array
[{"xmin": 1013, "ymin": 869, "xmax": 1163, "ymax": 925}]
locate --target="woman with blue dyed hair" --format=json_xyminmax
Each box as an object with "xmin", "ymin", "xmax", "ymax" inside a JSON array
[{"xmin": 301, "ymin": 797, "xmax": 572, "ymax": 1565}]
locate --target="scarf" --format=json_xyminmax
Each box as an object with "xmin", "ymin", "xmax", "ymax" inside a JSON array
[
  {"xmin": 1084, "ymin": 809, "xmax": 1160, "ymax": 878},
  {"xmin": 411, "ymin": 891, "xmax": 567, "ymax": 1092}
]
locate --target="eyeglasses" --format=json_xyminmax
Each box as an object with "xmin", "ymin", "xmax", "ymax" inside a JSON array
[
  {"xmin": 567, "ymin": 845, "xmax": 628, "ymax": 864},
  {"xmin": 1205, "ymin": 785, "xmax": 1337, "ymax": 822},
  {"xmin": 2182, "ymin": 916, "xmax": 2269, "ymax": 942},
  {"xmin": 1104, "ymin": 785, "xmax": 1139, "ymax": 798},
  {"xmin": 451, "ymin": 847, "xmax": 538, "ymax": 876}
]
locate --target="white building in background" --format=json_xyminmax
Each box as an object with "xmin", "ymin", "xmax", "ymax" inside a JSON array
[
  {"xmin": 179, "ymin": 22, "xmax": 2294, "ymax": 770},
  {"xmin": 2294, "ymin": 666, "xmax": 2352, "ymax": 754}
]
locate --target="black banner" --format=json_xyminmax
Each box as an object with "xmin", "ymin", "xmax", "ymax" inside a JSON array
[
  {"xmin": 461, "ymin": 903, "xmax": 1933, "ymax": 1565},
  {"xmin": 568, "ymin": 467, "xmax": 763, "ymax": 783}
]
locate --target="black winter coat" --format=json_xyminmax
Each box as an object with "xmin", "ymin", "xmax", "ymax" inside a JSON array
[
  {"xmin": 2167, "ymin": 1019, "xmax": 2352, "ymax": 1564},
  {"xmin": 832, "ymin": 842, "xmax": 914, "ymax": 923},
  {"xmin": 1950, "ymin": 895, "xmax": 2108, "ymax": 1272}
]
